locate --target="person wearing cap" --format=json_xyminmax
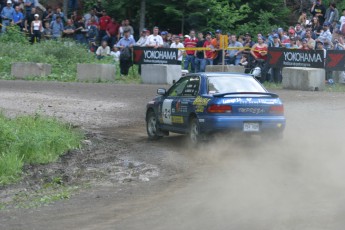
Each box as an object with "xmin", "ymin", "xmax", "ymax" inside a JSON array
[
  {"xmin": 211, "ymin": 29, "xmax": 226, "ymax": 65},
  {"xmin": 194, "ymin": 32, "xmax": 206, "ymax": 72},
  {"xmin": 116, "ymin": 28, "xmax": 136, "ymax": 76},
  {"xmin": 1, "ymin": 0, "xmax": 15, "ymax": 33},
  {"xmin": 161, "ymin": 31, "xmax": 170, "ymax": 48},
  {"xmin": 317, "ymin": 22, "xmax": 332, "ymax": 49},
  {"xmin": 12, "ymin": 5, "xmax": 24, "ymax": 29},
  {"xmin": 170, "ymin": 35, "xmax": 185, "ymax": 65},
  {"xmin": 135, "ymin": 28, "xmax": 148, "ymax": 46},
  {"xmin": 268, "ymin": 34, "xmax": 282, "ymax": 48},
  {"xmin": 203, "ymin": 31, "xmax": 215, "ymax": 66},
  {"xmin": 145, "ymin": 26, "xmax": 163, "ymax": 48},
  {"xmin": 183, "ymin": 30, "xmax": 198, "ymax": 72},
  {"xmin": 30, "ymin": 13, "xmax": 42, "ymax": 43}
]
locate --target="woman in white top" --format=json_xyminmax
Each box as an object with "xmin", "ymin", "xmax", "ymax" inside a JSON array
[{"xmin": 31, "ymin": 14, "xmax": 42, "ymax": 43}]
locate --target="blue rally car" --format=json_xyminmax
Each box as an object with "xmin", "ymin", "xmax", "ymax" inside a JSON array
[{"xmin": 146, "ymin": 73, "xmax": 286, "ymax": 144}]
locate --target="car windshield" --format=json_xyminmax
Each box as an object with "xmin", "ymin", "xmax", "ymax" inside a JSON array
[{"xmin": 207, "ymin": 75, "xmax": 266, "ymax": 94}]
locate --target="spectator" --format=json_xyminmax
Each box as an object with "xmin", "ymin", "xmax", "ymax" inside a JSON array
[
  {"xmin": 73, "ymin": 17, "xmax": 86, "ymax": 43},
  {"xmin": 226, "ymin": 34, "xmax": 243, "ymax": 65},
  {"xmin": 212, "ymin": 29, "xmax": 227, "ymax": 65},
  {"xmin": 63, "ymin": 19, "xmax": 75, "ymax": 39},
  {"xmin": 95, "ymin": 40, "xmax": 110, "ymax": 59},
  {"xmin": 104, "ymin": 17, "xmax": 119, "ymax": 47},
  {"xmin": 203, "ymin": 31, "xmax": 215, "ymax": 66},
  {"xmin": 52, "ymin": 7, "xmax": 64, "ymax": 23},
  {"xmin": 12, "ymin": 5, "xmax": 24, "ymax": 29},
  {"xmin": 93, "ymin": 0, "xmax": 103, "ymax": 18},
  {"xmin": 24, "ymin": 6, "xmax": 35, "ymax": 32},
  {"xmin": 116, "ymin": 29, "xmax": 136, "ymax": 76},
  {"xmin": 183, "ymin": 29, "xmax": 198, "ymax": 72},
  {"xmin": 317, "ymin": 22, "xmax": 332, "ymax": 49},
  {"xmin": 50, "ymin": 15, "xmax": 64, "ymax": 39},
  {"xmin": 295, "ymin": 22, "xmax": 306, "ymax": 38},
  {"xmin": 118, "ymin": 19, "xmax": 134, "ymax": 40},
  {"xmin": 298, "ymin": 11, "xmax": 308, "ymax": 28},
  {"xmin": 268, "ymin": 34, "xmax": 282, "ymax": 47},
  {"xmin": 305, "ymin": 29, "xmax": 316, "ymax": 49},
  {"xmin": 301, "ymin": 38, "xmax": 310, "ymax": 50},
  {"xmin": 110, "ymin": 45, "xmax": 120, "ymax": 62},
  {"xmin": 83, "ymin": 9, "xmax": 98, "ymax": 27},
  {"xmin": 98, "ymin": 10, "xmax": 110, "ymax": 44},
  {"xmin": 42, "ymin": 21, "xmax": 52, "ymax": 39},
  {"xmin": 30, "ymin": 13, "xmax": 41, "ymax": 43},
  {"xmin": 194, "ymin": 32, "xmax": 206, "ymax": 72},
  {"xmin": 170, "ymin": 35, "xmax": 184, "ymax": 65},
  {"xmin": 325, "ymin": 2, "xmax": 339, "ymax": 32},
  {"xmin": 1, "ymin": 0, "xmax": 14, "ymax": 33},
  {"xmin": 242, "ymin": 32, "xmax": 255, "ymax": 64},
  {"xmin": 24, "ymin": 0, "xmax": 34, "ymax": 16},
  {"xmin": 161, "ymin": 31, "xmax": 170, "ymax": 48},
  {"xmin": 135, "ymin": 28, "xmax": 148, "ymax": 46},
  {"xmin": 311, "ymin": 0, "xmax": 326, "ymax": 25},
  {"xmin": 70, "ymin": 10, "xmax": 81, "ymax": 23},
  {"xmin": 339, "ymin": 9, "xmax": 345, "ymax": 35},
  {"xmin": 333, "ymin": 37, "xmax": 345, "ymax": 50},
  {"xmin": 42, "ymin": 6, "xmax": 53, "ymax": 28},
  {"xmin": 145, "ymin": 26, "xmax": 163, "ymax": 48},
  {"xmin": 250, "ymin": 36, "xmax": 269, "ymax": 82},
  {"xmin": 13, "ymin": 0, "xmax": 24, "ymax": 12},
  {"xmin": 281, "ymin": 28, "xmax": 295, "ymax": 47},
  {"xmin": 295, "ymin": 37, "xmax": 303, "ymax": 49},
  {"xmin": 311, "ymin": 16, "xmax": 322, "ymax": 38}
]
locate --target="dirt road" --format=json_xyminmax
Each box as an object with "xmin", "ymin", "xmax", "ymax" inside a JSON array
[{"xmin": 1, "ymin": 80, "xmax": 345, "ymax": 230}]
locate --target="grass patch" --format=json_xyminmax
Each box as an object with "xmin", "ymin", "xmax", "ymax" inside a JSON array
[
  {"xmin": 0, "ymin": 26, "xmax": 141, "ymax": 82},
  {"xmin": 0, "ymin": 113, "xmax": 83, "ymax": 185}
]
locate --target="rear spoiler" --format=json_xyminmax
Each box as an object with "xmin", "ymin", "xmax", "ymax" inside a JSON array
[{"xmin": 213, "ymin": 92, "xmax": 279, "ymax": 98}]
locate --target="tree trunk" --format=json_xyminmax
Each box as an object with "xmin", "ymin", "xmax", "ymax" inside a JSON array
[{"xmin": 139, "ymin": 0, "xmax": 146, "ymax": 35}]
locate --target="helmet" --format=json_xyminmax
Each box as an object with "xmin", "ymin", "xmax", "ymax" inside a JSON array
[{"xmin": 251, "ymin": 67, "xmax": 261, "ymax": 77}]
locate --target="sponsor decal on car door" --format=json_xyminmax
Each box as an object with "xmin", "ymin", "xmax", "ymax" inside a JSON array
[{"xmin": 162, "ymin": 99, "xmax": 173, "ymax": 124}]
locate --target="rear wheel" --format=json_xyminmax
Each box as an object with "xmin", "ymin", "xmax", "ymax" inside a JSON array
[
  {"xmin": 189, "ymin": 117, "xmax": 201, "ymax": 145},
  {"xmin": 146, "ymin": 111, "xmax": 162, "ymax": 140}
]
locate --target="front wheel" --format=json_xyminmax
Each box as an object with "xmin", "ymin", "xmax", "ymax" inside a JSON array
[
  {"xmin": 146, "ymin": 111, "xmax": 162, "ymax": 140},
  {"xmin": 189, "ymin": 117, "xmax": 201, "ymax": 145}
]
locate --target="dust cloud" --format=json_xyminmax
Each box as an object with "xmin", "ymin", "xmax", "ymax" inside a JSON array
[{"xmin": 120, "ymin": 100, "xmax": 345, "ymax": 230}]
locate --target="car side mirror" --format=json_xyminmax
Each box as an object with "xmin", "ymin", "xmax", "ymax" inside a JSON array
[{"xmin": 157, "ymin": 88, "xmax": 166, "ymax": 95}]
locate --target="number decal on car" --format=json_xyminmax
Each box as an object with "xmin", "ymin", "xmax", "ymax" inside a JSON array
[{"xmin": 162, "ymin": 99, "xmax": 173, "ymax": 124}]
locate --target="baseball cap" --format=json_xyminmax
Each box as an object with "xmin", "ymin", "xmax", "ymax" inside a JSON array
[
  {"xmin": 323, "ymin": 22, "xmax": 330, "ymax": 26},
  {"xmin": 206, "ymin": 31, "xmax": 213, "ymax": 36},
  {"xmin": 161, "ymin": 31, "xmax": 168, "ymax": 35},
  {"xmin": 142, "ymin": 28, "xmax": 147, "ymax": 32},
  {"xmin": 184, "ymin": 35, "xmax": 190, "ymax": 39},
  {"xmin": 7, "ymin": 0, "xmax": 12, "ymax": 3},
  {"xmin": 215, "ymin": 29, "xmax": 222, "ymax": 33},
  {"xmin": 272, "ymin": 34, "xmax": 279, "ymax": 38},
  {"xmin": 34, "ymin": 14, "xmax": 39, "ymax": 17},
  {"xmin": 316, "ymin": 40, "xmax": 324, "ymax": 45}
]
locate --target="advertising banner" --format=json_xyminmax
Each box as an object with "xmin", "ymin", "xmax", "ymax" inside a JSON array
[
  {"xmin": 325, "ymin": 50, "xmax": 345, "ymax": 71},
  {"xmin": 267, "ymin": 47, "xmax": 325, "ymax": 68},
  {"xmin": 133, "ymin": 47, "xmax": 179, "ymax": 65}
]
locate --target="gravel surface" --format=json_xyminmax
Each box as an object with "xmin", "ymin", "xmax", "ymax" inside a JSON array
[{"xmin": 0, "ymin": 80, "xmax": 345, "ymax": 230}]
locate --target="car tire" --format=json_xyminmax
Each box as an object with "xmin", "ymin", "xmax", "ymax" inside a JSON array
[
  {"xmin": 189, "ymin": 117, "xmax": 201, "ymax": 145},
  {"xmin": 146, "ymin": 110, "xmax": 163, "ymax": 140}
]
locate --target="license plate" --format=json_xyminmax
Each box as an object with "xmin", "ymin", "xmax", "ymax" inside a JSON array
[{"xmin": 243, "ymin": 122, "xmax": 260, "ymax": 132}]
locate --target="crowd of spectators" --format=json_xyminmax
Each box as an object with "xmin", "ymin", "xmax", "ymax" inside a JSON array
[{"xmin": 1, "ymin": 0, "xmax": 345, "ymax": 79}]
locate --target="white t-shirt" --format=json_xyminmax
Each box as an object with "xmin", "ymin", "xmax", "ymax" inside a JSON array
[
  {"xmin": 96, "ymin": 46, "xmax": 110, "ymax": 56},
  {"xmin": 170, "ymin": 42, "xmax": 185, "ymax": 61},
  {"xmin": 110, "ymin": 50, "xmax": 120, "ymax": 62},
  {"xmin": 339, "ymin": 16, "xmax": 345, "ymax": 30},
  {"xmin": 145, "ymin": 34, "xmax": 163, "ymax": 47}
]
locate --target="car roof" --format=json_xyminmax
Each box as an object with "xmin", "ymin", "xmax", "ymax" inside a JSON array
[{"xmin": 203, "ymin": 72, "xmax": 253, "ymax": 78}]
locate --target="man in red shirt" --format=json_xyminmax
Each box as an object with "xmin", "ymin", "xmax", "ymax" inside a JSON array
[
  {"xmin": 98, "ymin": 10, "xmax": 111, "ymax": 44},
  {"xmin": 203, "ymin": 31, "xmax": 215, "ymax": 66},
  {"xmin": 104, "ymin": 17, "xmax": 119, "ymax": 47},
  {"xmin": 183, "ymin": 30, "xmax": 198, "ymax": 72}
]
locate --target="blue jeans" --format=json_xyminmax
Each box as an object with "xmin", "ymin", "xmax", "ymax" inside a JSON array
[
  {"xmin": 184, "ymin": 55, "xmax": 195, "ymax": 73},
  {"xmin": 194, "ymin": 58, "xmax": 206, "ymax": 72},
  {"xmin": 205, "ymin": 58, "xmax": 213, "ymax": 66},
  {"xmin": 1, "ymin": 20, "xmax": 10, "ymax": 33}
]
